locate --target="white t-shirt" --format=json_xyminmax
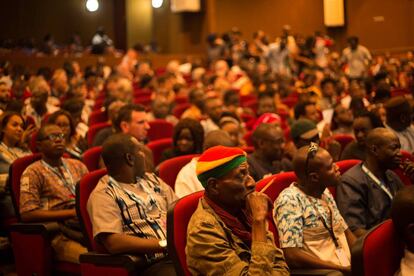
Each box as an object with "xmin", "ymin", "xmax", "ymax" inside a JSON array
[{"xmin": 174, "ymin": 157, "xmax": 204, "ymax": 198}]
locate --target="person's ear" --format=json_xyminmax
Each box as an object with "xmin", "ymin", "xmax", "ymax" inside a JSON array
[
  {"xmin": 125, "ymin": 152, "xmax": 135, "ymax": 166},
  {"xmin": 120, "ymin": 121, "xmax": 129, "ymax": 133},
  {"xmin": 308, "ymin": 172, "xmax": 319, "ymax": 183},
  {"xmin": 206, "ymin": 178, "xmax": 219, "ymax": 196}
]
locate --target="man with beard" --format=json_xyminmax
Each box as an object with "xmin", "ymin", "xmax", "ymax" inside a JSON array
[
  {"xmin": 336, "ymin": 128, "xmax": 405, "ymax": 237},
  {"xmin": 186, "ymin": 146, "xmax": 289, "ymax": 275}
]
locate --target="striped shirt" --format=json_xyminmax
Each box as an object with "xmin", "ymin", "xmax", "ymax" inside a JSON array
[{"xmin": 87, "ymin": 173, "xmax": 177, "ymax": 263}]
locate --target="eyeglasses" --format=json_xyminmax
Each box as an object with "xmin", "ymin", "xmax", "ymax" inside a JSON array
[
  {"xmin": 305, "ymin": 142, "xmax": 319, "ymax": 178},
  {"xmin": 41, "ymin": 133, "xmax": 65, "ymax": 141}
]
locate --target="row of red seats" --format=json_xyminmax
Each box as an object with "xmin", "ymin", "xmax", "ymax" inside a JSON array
[{"xmin": 7, "ymin": 149, "xmax": 413, "ymax": 275}]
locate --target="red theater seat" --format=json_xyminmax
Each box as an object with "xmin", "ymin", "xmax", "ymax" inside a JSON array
[
  {"xmin": 9, "ymin": 153, "xmax": 81, "ymax": 275},
  {"xmin": 147, "ymin": 138, "xmax": 173, "ymax": 166},
  {"xmin": 352, "ymin": 220, "xmax": 404, "ymax": 276},
  {"xmin": 82, "ymin": 146, "xmax": 103, "ymax": 172},
  {"xmin": 148, "ymin": 119, "xmax": 174, "ymax": 141},
  {"xmin": 167, "ymin": 191, "xmax": 204, "ymax": 276},
  {"xmin": 158, "ymin": 154, "xmax": 199, "ymax": 189},
  {"xmin": 87, "ymin": 122, "xmax": 111, "ymax": 147},
  {"xmin": 88, "ymin": 110, "xmax": 108, "ymax": 126}
]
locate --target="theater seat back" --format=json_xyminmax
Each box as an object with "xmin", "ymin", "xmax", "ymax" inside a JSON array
[
  {"xmin": 9, "ymin": 153, "xmax": 42, "ymax": 219},
  {"xmin": 352, "ymin": 220, "xmax": 404, "ymax": 276},
  {"xmin": 76, "ymin": 168, "xmax": 108, "ymax": 252},
  {"xmin": 158, "ymin": 154, "xmax": 199, "ymax": 189},
  {"xmin": 167, "ymin": 191, "xmax": 204, "ymax": 276},
  {"xmin": 256, "ymin": 171, "xmax": 297, "ymax": 246}
]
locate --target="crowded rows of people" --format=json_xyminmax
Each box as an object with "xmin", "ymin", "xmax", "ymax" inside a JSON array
[{"xmin": 0, "ymin": 27, "xmax": 413, "ymax": 275}]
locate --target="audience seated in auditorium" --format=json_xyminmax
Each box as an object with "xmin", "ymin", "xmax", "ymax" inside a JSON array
[
  {"xmin": 331, "ymin": 104, "xmax": 354, "ymax": 136},
  {"xmin": 385, "ymin": 97, "xmax": 414, "ymax": 154},
  {"xmin": 257, "ymin": 92, "xmax": 277, "ymax": 116},
  {"xmin": 247, "ymin": 123, "xmax": 291, "ymax": 181},
  {"xmin": 159, "ymin": 118, "xmax": 204, "ymax": 163},
  {"xmin": 186, "ymin": 146, "xmax": 289, "ymax": 275},
  {"xmin": 61, "ymin": 97, "xmax": 89, "ymax": 138},
  {"xmin": 392, "ymin": 186, "xmax": 414, "ymax": 276},
  {"xmin": 50, "ymin": 69, "xmax": 69, "ymax": 106},
  {"xmin": 91, "ymin": 100, "xmax": 126, "ymax": 147},
  {"xmin": 0, "ymin": 113, "xmax": 32, "ymax": 219},
  {"xmin": 87, "ymin": 134, "xmax": 177, "ymax": 275},
  {"xmin": 147, "ymin": 97, "xmax": 178, "ymax": 126},
  {"xmin": 23, "ymin": 84, "xmax": 59, "ymax": 127},
  {"xmin": 181, "ymin": 88, "xmax": 205, "ymax": 121},
  {"xmin": 294, "ymin": 101, "xmax": 320, "ymax": 124},
  {"xmin": 200, "ymin": 96, "xmax": 224, "ymax": 135},
  {"xmin": 340, "ymin": 79, "xmax": 370, "ymax": 111},
  {"xmin": 175, "ymin": 130, "xmax": 234, "ymax": 198},
  {"xmin": 47, "ymin": 110, "xmax": 88, "ymax": 159},
  {"xmin": 274, "ymin": 143, "xmax": 355, "ymax": 273},
  {"xmin": 219, "ymin": 112, "xmax": 245, "ymax": 147},
  {"xmin": 19, "ymin": 124, "xmax": 89, "ymax": 263},
  {"xmin": 341, "ymin": 111, "xmax": 384, "ymax": 160},
  {"xmin": 336, "ymin": 128, "xmax": 407, "ymax": 237},
  {"xmin": 290, "ymin": 119, "xmax": 320, "ymax": 149},
  {"xmin": 0, "ymin": 80, "xmax": 11, "ymax": 114},
  {"xmin": 318, "ymin": 78, "xmax": 337, "ymax": 111}
]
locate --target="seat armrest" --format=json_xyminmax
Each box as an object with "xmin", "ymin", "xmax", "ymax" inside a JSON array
[
  {"xmin": 80, "ymin": 252, "xmax": 148, "ymax": 272},
  {"xmin": 291, "ymin": 268, "xmax": 344, "ymax": 276},
  {"xmin": 10, "ymin": 222, "xmax": 60, "ymax": 239}
]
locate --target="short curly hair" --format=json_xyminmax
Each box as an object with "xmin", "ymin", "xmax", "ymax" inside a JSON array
[{"xmin": 173, "ymin": 118, "xmax": 204, "ymax": 154}]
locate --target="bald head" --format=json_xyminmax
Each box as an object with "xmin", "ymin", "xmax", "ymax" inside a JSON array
[
  {"xmin": 294, "ymin": 145, "xmax": 327, "ymax": 180},
  {"xmin": 252, "ymin": 124, "xmax": 283, "ymax": 148},
  {"xmin": 392, "ymin": 186, "xmax": 414, "ymax": 240},
  {"xmin": 365, "ymin": 127, "xmax": 402, "ymax": 169},
  {"xmin": 293, "ymin": 144, "xmax": 340, "ymax": 188},
  {"xmin": 203, "ymin": 130, "xmax": 234, "ymax": 150},
  {"xmin": 366, "ymin": 128, "xmax": 397, "ymax": 149}
]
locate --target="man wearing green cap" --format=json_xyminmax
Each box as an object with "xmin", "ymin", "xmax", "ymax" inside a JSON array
[{"xmin": 186, "ymin": 146, "xmax": 289, "ymax": 275}]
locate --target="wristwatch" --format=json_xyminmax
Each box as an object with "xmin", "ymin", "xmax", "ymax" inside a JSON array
[{"xmin": 159, "ymin": 239, "xmax": 167, "ymax": 252}]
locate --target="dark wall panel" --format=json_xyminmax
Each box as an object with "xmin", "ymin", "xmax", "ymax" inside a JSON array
[{"xmin": 0, "ymin": 0, "xmax": 115, "ymax": 48}]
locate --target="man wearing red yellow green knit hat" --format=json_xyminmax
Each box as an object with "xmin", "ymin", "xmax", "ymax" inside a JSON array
[{"xmin": 186, "ymin": 145, "xmax": 289, "ymax": 275}]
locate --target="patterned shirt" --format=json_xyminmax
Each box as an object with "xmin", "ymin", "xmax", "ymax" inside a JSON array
[
  {"xmin": 274, "ymin": 183, "xmax": 351, "ymax": 267},
  {"xmin": 0, "ymin": 143, "xmax": 30, "ymax": 193},
  {"xmin": 87, "ymin": 173, "xmax": 177, "ymax": 263},
  {"xmin": 20, "ymin": 158, "xmax": 88, "ymax": 213}
]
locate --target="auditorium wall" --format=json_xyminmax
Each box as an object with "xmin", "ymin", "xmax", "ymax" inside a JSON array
[
  {"xmin": 1, "ymin": 0, "xmax": 413, "ymax": 55},
  {"xmin": 153, "ymin": 0, "xmax": 414, "ymax": 54},
  {"xmin": 1, "ymin": 0, "xmax": 116, "ymax": 48}
]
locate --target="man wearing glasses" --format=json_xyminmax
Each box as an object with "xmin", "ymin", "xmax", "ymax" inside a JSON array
[
  {"xmin": 20, "ymin": 124, "xmax": 89, "ymax": 263},
  {"xmin": 273, "ymin": 143, "xmax": 356, "ymax": 273}
]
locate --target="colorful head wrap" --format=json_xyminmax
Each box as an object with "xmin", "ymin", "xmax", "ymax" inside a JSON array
[{"xmin": 196, "ymin": 146, "xmax": 246, "ymax": 187}]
